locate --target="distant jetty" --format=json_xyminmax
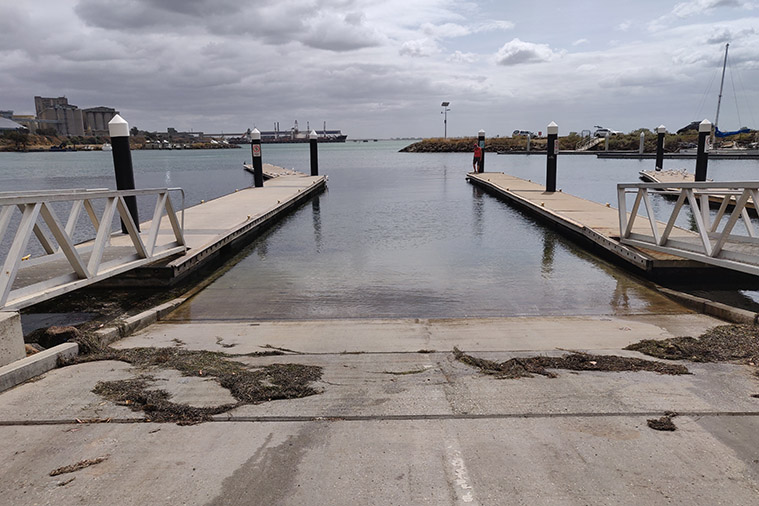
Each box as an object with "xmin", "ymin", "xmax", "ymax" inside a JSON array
[
  {"xmin": 228, "ymin": 121, "xmax": 347, "ymax": 144},
  {"xmin": 400, "ymin": 137, "xmax": 546, "ymax": 153}
]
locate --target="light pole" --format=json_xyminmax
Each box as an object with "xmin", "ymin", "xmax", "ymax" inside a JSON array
[{"xmin": 441, "ymin": 102, "xmax": 450, "ymax": 138}]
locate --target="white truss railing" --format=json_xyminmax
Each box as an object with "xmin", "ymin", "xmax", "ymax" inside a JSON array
[
  {"xmin": 0, "ymin": 188, "xmax": 186, "ymax": 310},
  {"xmin": 617, "ymin": 181, "xmax": 759, "ymax": 275}
]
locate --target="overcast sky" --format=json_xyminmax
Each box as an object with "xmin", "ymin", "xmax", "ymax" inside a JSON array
[{"xmin": 1, "ymin": 0, "xmax": 758, "ymax": 138}]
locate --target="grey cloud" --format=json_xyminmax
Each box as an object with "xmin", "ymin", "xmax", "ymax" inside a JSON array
[
  {"xmin": 650, "ymin": 0, "xmax": 749, "ymax": 31},
  {"xmin": 75, "ymin": 0, "xmax": 375, "ymax": 53},
  {"xmin": 599, "ymin": 69, "xmax": 687, "ymax": 88},
  {"xmin": 673, "ymin": 0, "xmax": 743, "ymax": 18},
  {"xmin": 0, "ymin": 5, "xmax": 34, "ymax": 49},
  {"xmin": 300, "ymin": 12, "xmax": 383, "ymax": 51},
  {"xmin": 139, "ymin": 0, "xmax": 244, "ymax": 16},
  {"xmin": 706, "ymin": 26, "xmax": 757, "ymax": 44},
  {"xmin": 75, "ymin": 0, "xmax": 245, "ymax": 28},
  {"xmin": 74, "ymin": 0, "xmax": 187, "ymax": 30}
]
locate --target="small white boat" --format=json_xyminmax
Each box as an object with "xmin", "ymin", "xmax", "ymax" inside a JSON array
[{"xmin": 101, "ymin": 143, "xmax": 112, "ymax": 151}]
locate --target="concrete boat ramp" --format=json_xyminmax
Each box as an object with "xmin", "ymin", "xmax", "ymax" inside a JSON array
[
  {"xmin": 2, "ymin": 314, "xmax": 759, "ymax": 504},
  {"xmin": 3, "ymin": 167, "xmax": 759, "ymax": 503}
]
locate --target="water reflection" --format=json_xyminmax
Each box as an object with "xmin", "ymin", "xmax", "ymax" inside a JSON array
[
  {"xmin": 312, "ymin": 196, "xmax": 322, "ymax": 252},
  {"xmin": 541, "ymin": 232, "xmax": 555, "ymax": 279},
  {"xmin": 471, "ymin": 185, "xmax": 484, "ymax": 239}
]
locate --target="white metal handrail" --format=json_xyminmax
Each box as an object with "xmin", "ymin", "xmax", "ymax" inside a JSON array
[
  {"xmin": 0, "ymin": 187, "xmax": 186, "ymax": 310},
  {"xmin": 617, "ymin": 181, "xmax": 759, "ymax": 275}
]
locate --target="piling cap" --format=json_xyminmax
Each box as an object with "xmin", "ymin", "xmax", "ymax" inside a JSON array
[
  {"xmin": 309, "ymin": 130, "xmax": 318, "ymax": 140},
  {"xmin": 108, "ymin": 114, "xmax": 129, "ymax": 137},
  {"xmin": 699, "ymin": 119, "xmax": 712, "ymax": 133},
  {"xmin": 656, "ymin": 125, "xmax": 667, "ymax": 134},
  {"xmin": 478, "ymin": 129, "xmax": 485, "ymax": 137},
  {"xmin": 547, "ymin": 121, "xmax": 558, "ymax": 135},
  {"xmin": 250, "ymin": 127, "xmax": 261, "ymax": 140}
]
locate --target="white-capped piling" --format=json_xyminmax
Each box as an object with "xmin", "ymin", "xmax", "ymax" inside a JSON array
[
  {"xmin": 108, "ymin": 114, "xmax": 139, "ymax": 233},
  {"xmin": 655, "ymin": 125, "xmax": 666, "ymax": 171},
  {"xmin": 309, "ymin": 130, "xmax": 319, "ymax": 176},
  {"xmin": 546, "ymin": 121, "xmax": 558, "ymax": 192},
  {"xmin": 477, "ymin": 129, "xmax": 485, "ymax": 173},
  {"xmin": 695, "ymin": 119, "xmax": 711, "ymax": 182},
  {"xmin": 639, "ymin": 131, "xmax": 645, "ymax": 154},
  {"xmin": 250, "ymin": 128, "xmax": 264, "ymax": 188}
]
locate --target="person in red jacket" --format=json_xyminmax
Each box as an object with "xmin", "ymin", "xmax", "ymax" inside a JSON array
[{"xmin": 472, "ymin": 143, "xmax": 482, "ymax": 173}]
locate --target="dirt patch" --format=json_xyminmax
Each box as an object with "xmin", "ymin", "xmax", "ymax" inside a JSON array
[
  {"xmin": 625, "ymin": 324, "xmax": 759, "ymax": 364},
  {"xmin": 647, "ymin": 413, "xmax": 678, "ymax": 431},
  {"xmin": 453, "ymin": 347, "xmax": 689, "ymax": 379},
  {"xmin": 64, "ymin": 334, "xmax": 322, "ymax": 424}
]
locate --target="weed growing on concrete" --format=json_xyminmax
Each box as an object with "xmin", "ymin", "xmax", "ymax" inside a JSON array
[
  {"xmin": 626, "ymin": 324, "xmax": 759, "ymax": 364},
  {"xmin": 452, "ymin": 347, "xmax": 689, "ymax": 379}
]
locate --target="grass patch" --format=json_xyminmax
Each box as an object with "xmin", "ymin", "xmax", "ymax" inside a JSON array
[
  {"xmin": 625, "ymin": 324, "xmax": 759, "ymax": 364},
  {"xmin": 453, "ymin": 347, "xmax": 689, "ymax": 379},
  {"xmin": 65, "ymin": 333, "xmax": 322, "ymax": 424}
]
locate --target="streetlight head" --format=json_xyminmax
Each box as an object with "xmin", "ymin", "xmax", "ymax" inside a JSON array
[{"xmin": 441, "ymin": 101, "xmax": 450, "ymax": 107}]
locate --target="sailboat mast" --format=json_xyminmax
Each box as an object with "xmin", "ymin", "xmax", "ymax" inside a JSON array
[{"xmin": 714, "ymin": 43, "xmax": 729, "ymax": 131}]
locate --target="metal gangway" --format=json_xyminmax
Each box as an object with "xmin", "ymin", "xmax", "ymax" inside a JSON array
[
  {"xmin": 617, "ymin": 181, "xmax": 759, "ymax": 276},
  {"xmin": 577, "ymin": 137, "xmax": 604, "ymax": 151},
  {"xmin": 0, "ymin": 188, "xmax": 186, "ymax": 311}
]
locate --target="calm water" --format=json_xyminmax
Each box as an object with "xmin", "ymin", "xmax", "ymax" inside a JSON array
[{"xmin": 2, "ymin": 143, "xmax": 758, "ymax": 319}]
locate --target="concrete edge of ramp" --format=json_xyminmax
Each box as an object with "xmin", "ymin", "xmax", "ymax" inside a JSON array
[
  {"xmin": 655, "ymin": 285, "xmax": 759, "ymax": 324},
  {"xmin": 0, "ymin": 342, "xmax": 78, "ymax": 393}
]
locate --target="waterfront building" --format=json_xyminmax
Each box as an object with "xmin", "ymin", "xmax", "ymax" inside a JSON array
[
  {"xmin": 31, "ymin": 97, "xmax": 118, "ymax": 137},
  {"xmin": 34, "ymin": 96, "xmax": 71, "ymax": 117},
  {"xmin": 83, "ymin": 107, "xmax": 118, "ymax": 137},
  {"xmin": 37, "ymin": 105, "xmax": 84, "ymax": 137}
]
